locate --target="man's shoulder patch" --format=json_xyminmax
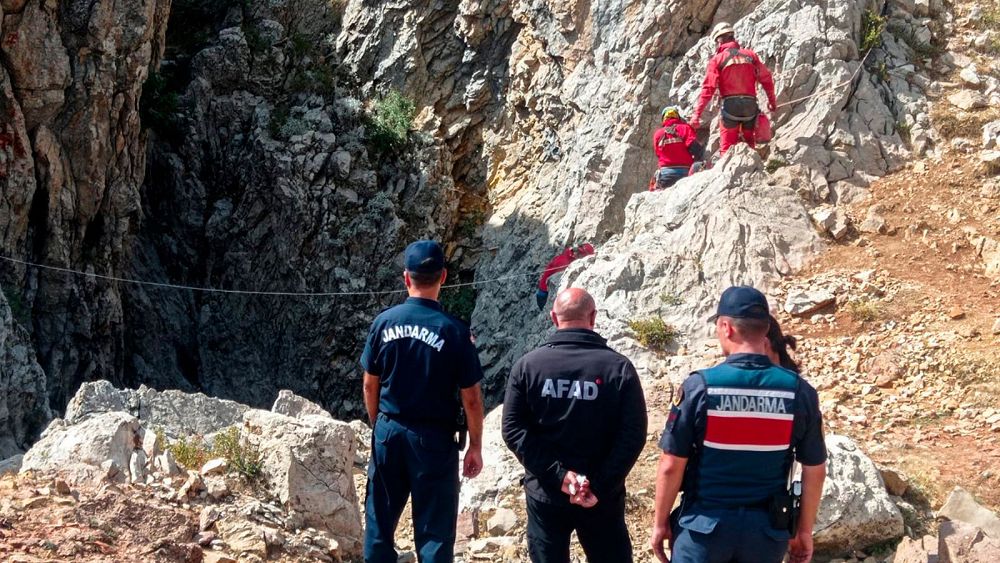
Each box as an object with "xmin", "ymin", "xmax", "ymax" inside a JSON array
[{"xmin": 672, "ymin": 383, "xmax": 684, "ymax": 407}]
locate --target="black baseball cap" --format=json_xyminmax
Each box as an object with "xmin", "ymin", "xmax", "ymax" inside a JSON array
[
  {"xmin": 404, "ymin": 240, "xmax": 445, "ymax": 274},
  {"xmin": 708, "ymin": 285, "xmax": 770, "ymax": 322}
]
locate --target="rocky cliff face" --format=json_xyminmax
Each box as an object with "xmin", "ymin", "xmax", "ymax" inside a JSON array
[
  {"xmin": 0, "ymin": 0, "xmax": 169, "ymax": 437},
  {"xmin": 0, "ymin": 0, "xmax": 941, "ymax": 433}
]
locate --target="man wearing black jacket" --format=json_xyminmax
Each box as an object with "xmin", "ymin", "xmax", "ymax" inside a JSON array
[{"xmin": 502, "ymin": 288, "xmax": 648, "ymax": 563}]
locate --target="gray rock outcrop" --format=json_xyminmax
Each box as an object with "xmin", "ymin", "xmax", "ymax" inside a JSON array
[
  {"xmin": 242, "ymin": 409, "xmax": 362, "ymax": 555},
  {"xmin": 0, "ymin": 0, "xmax": 171, "ymax": 410},
  {"xmin": 814, "ymin": 434, "xmax": 905, "ymax": 553},
  {"xmin": 65, "ymin": 380, "xmax": 249, "ymax": 438},
  {"xmin": 0, "ymin": 286, "xmax": 51, "ymax": 458},
  {"xmin": 938, "ymin": 487, "xmax": 1000, "ymax": 540},
  {"xmin": 20, "ymin": 412, "xmax": 140, "ymax": 484}
]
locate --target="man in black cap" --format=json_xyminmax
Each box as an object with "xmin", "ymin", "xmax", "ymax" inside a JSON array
[
  {"xmin": 650, "ymin": 286, "xmax": 826, "ymax": 563},
  {"xmin": 503, "ymin": 287, "xmax": 647, "ymax": 562},
  {"xmin": 361, "ymin": 240, "xmax": 486, "ymax": 563}
]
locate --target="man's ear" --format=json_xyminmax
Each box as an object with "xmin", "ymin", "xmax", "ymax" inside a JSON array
[
  {"xmin": 550, "ymin": 311, "xmax": 560, "ymax": 328},
  {"xmin": 403, "ymin": 270, "xmax": 412, "ymax": 288},
  {"xmin": 440, "ymin": 268, "xmax": 448, "ymax": 286},
  {"xmin": 588, "ymin": 309, "xmax": 597, "ymax": 327}
]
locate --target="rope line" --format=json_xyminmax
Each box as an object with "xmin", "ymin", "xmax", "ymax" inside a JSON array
[
  {"xmin": 0, "ymin": 254, "xmax": 554, "ymax": 297},
  {"xmin": 775, "ymin": 48, "xmax": 875, "ymax": 109}
]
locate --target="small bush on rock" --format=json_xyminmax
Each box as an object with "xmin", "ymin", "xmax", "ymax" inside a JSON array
[
  {"xmin": 367, "ymin": 90, "xmax": 417, "ymax": 155},
  {"xmin": 847, "ymin": 298, "xmax": 885, "ymax": 323},
  {"xmin": 168, "ymin": 435, "xmax": 211, "ymax": 470},
  {"xmin": 213, "ymin": 426, "xmax": 263, "ymax": 480},
  {"xmin": 628, "ymin": 317, "xmax": 680, "ymax": 351},
  {"xmin": 860, "ymin": 11, "xmax": 886, "ymax": 52}
]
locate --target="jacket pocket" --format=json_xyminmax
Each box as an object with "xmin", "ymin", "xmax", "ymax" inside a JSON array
[{"xmin": 677, "ymin": 513, "xmax": 720, "ymax": 535}]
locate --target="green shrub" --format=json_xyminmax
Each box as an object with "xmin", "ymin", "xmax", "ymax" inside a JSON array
[
  {"xmin": 860, "ymin": 10, "xmax": 887, "ymax": 51},
  {"xmin": 979, "ymin": 3, "xmax": 1000, "ymax": 30},
  {"xmin": 367, "ymin": 90, "xmax": 417, "ymax": 155},
  {"xmin": 847, "ymin": 298, "xmax": 885, "ymax": 323},
  {"xmin": 212, "ymin": 426, "xmax": 263, "ymax": 480},
  {"xmin": 627, "ymin": 317, "xmax": 680, "ymax": 351},
  {"xmin": 765, "ymin": 157, "xmax": 788, "ymax": 174},
  {"xmin": 168, "ymin": 435, "xmax": 211, "ymax": 469},
  {"xmin": 269, "ymin": 105, "xmax": 291, "ymax": 139}
]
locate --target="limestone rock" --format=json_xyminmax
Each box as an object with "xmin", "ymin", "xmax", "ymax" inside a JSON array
[
  {"xmin": 66, "ymin": 381, "xmax": 249, "ymax": 439},
  {"xmin": 991, "ymin": 318, "xmax": 1000, "ymax": 336},
  {"xmin": 893, "ymin": 534, "xmax": 939, "ymax": 562},
  {"xmin": 202, "ymin": 552, "xmax": 237, "ymax": 563},
  {"xmin": 0, "ymin": 288, "xmax": 52, "ymax": 459},
  {"xmin": 20, "ymin": 413, "xmax": 140, "ymax": 484},
  {"xmin": 947, "ymin": 91, "xmax": 988, "ymax": 111},
  {"xmin": 459, "ymin": 407, "xmax": 524, "ymax": 512},
  {"xmin": 217, "ymin": 518, "xmax": 268, "ymax": 558},
  {"xmin": 869, "ymin": 351, "xmax": 905, "ymax": 388},
  {"xmin": 881, "ymin": 468, "xmax": 909, "ymax": 496},
  {"xmin": 811, "ymin": 207, "xmax": 851, "ymax": 240},
  {"xmin": 201, "ymin": 458, "xmax": 228, "ymax": 476},
  {"xmin": 0, "ymin": 454, "xmax": 24, "ymax": 476},
  {"xmin": 981, "ymin": 150, "xmax": 1000, "ymax": 175},
  {"xmin": 487, "ymin": 507, "xmax": 518, "ymax": 536},
  {"xmin": 959, "ymin": 66, "xmax": 982, "ymax": 87},
  {"xmin": 155, "ymin": 450, "xmax": 182, "ymax": 476},
  {"xmin": 813, "ymin": 435, "xmax": 905, "ymax": 553},
  {"xmin": 243, "ymin": 410, "xmax": 362, "ymax": 556},
  {"xmin": 272, "ymin": 390, "xmax": 332, "ymax": 420},
  {"xmin": 785, "ymin": 289, "xmax": 837, "ymax": 317},
  {"xmin": 200, "ymin": 506, "xmax": 222, "ymax": 532},
  {"xmin": 860, "ymin": 207, "xmax": 889, "ymax": 235},
  {"xmin": 938, "ymin": 520, "xmax": 1000, "ymax": 562},
  {"xmin": 983, "ymin": 120, "xmax": 1000, "ymax": 150},
  {"xmin": 937, "ymin": 488, "xmax": 1000, "ymax": 539},
  {"xmin": 130, "ymin": 449, "xmax": 148, "ymax": 483}
]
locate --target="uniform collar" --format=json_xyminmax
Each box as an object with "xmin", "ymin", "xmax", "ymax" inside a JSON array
[
  {"xmin": 716, "ymin": 40, "xmax": 741, "ymax": 53},
  {"xmin": 546, "ymin": 328, "xmax": 607, "ymax": 346},
  {"xmin": 405, "ymin": 296, "xmax": 442, "ymax": 310},
  {"xmin": 663, "ymin": 117, "xmax": 683, "ymax": 127},
  {"xmin": 723, "ymin": 352, "xmax": 773, "ymax": 368}
]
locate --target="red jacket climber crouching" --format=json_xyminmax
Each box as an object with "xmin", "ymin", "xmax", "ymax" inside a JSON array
[
  {"xmin": 690, "ymin": 23, "xmax": 777, "ymax": 156},
  {"xmin": 651, "ymin": 106, "xmax": 705, "ymax": 191},
  {"xmin": 535, "ymin": 243, "xmax": 595, "ymax": 310}
]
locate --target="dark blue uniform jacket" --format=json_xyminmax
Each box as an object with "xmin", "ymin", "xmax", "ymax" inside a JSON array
[{"xmin": 502, "ymin": 329, "xmax": 648, "ymax": 505}]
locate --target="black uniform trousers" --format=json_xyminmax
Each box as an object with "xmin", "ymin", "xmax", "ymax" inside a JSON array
[
  {"xmin": 364, "ymin": 413, "xmax": 459, "ymax": 563},
  {"xmin": 526, "ymin": 493, "xmax": 633, "ymax": 563}
]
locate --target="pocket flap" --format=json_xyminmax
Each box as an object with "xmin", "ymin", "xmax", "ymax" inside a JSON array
[{"xmin": 677, "ymin": 513, "xmax": 720, "ymax": 535}]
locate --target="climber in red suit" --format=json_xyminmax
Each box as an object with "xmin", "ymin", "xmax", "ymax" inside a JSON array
[
  {"xmin": 536, "ymin": 244, "xmax": 596, "ymax": 310},
  {"xmin": 689, "ymin": 23, "xmax": 777, "ymax": 156}
]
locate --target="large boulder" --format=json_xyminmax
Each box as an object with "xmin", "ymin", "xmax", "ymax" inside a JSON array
[
  {"xmin": 938, "ymin": 520, "xmax": 1000, "ymax": 563},
  {"xmin": 66, "ymin": 381, "xmax": 250, "ymax": 439},
  {"xmin": 272, "ymin": 390, "xmax": 333, "ymax": 420},
  {"xmin": 242, "ymin": 410, "xmax": 362, "ymax": 556},
  {"xmin": 814, "ymin": 434, "xmax": 905, "ymax": 554},
  {"xmin": 937, "ymin": 487, "xmax": 1000, "ymax": 540},
  {"xmin": 20, "ymin": 412, "xmax": 140, "ymax": 484}
]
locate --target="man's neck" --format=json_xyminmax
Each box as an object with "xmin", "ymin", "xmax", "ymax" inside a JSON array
[
  {"xmin": 557, "ymin": 322, "xmax": 594, "ymax": 330},
  {"xmin": 408, "ymin": 288, "xmax": 440, "ymax": 301},
  {"xmin": 725, "ymin": 342, "xmax": 768, "ymax": 356}
]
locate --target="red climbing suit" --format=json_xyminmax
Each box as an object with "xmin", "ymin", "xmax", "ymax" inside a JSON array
[
  {"xmin": 537, "ymin": 245, "xmax": 594, "ymax": 291},
  {"xmin": 653, "ymin": 117, "xmax": 699, "ymax": 168},
  {"xmin": 692, "ymin": 40, "xmax": 777, "ymax": 154}
]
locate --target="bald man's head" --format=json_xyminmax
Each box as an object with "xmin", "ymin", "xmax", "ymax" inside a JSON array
[{"xmin": 551, "ymin": 288, "xmax": 597, "ymax": 329}]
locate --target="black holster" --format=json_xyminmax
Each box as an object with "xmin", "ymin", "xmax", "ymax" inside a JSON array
[{"xmin": 769, "ymin": 480, "xmax": 801, "ymax": 533}]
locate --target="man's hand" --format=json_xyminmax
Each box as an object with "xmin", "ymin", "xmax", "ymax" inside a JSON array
[
  {"xmin": 767, "ymin": 100, "xmax": 777, "ymax": 112},
  {"xmin": 689, "ymin": 116, "xmax": 701, "ymax": 130},
  {"xmin": 650, "ymin": 522, "xmax": 672, "ymax": 562},
  {"xmin": 561, "ymin": 471, "xmax": 598, "ymax": 507},
  {"xmin": 462, "ymin": 445, "xmax": 483, "ymax": 478},
  {"xmin": 788, "ymin": 529, "xmax": 813, "ymax": 563}
]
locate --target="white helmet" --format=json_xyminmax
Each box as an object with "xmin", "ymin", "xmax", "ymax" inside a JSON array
[{"xmin": 711, "ymin": 22, "xmax": 735, "ymax": 42}]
